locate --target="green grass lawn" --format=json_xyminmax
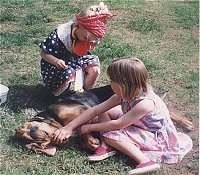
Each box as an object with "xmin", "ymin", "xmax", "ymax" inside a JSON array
[{"xmin": 0, "ymin": 0, "xmax": 199, "ymax": 175}]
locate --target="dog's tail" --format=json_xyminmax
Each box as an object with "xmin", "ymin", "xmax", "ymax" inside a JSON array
[
  {"xmin": 161, "ymin": 92, "xmax": 194, "ymax": 131},
  {"xmin": 168, "ymin": 106, "xmax": 194, "ymax": 131}
]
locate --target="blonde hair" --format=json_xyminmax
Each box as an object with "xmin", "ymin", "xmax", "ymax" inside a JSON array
[
  {"xmin": 78, "ymin": 2, "xmax": 111, "ymax": 17},
  {"xmin": 107, "ymin": 57, "xmax": 149, "ymax": 99}
]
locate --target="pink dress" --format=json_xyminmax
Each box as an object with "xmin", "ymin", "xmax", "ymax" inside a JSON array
[{"xmin": 103, "ymin": 90, "xmax": 193, "ymax": 164}]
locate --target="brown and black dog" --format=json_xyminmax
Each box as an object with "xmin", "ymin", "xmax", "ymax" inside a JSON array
[
  {"xmin": 15, "ymin": 85, "xmax": 114, "ymax": 156},
  {"xmin": 15, "ymin": 85, "xmax": 194, "ymax": 156}
]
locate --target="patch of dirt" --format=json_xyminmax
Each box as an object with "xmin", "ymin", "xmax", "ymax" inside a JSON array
[{"xmin": 192, "ymin": 26, "xmax": 199, "ymax": 37}]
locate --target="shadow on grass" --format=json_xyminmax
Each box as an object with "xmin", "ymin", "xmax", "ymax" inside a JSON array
[{"xmin": 6, "ymin": 84, "xmax": 55, "ymax": 112}]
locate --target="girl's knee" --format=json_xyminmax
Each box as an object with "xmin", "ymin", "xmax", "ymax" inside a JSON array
[
  {"xmin": 83, "ymin": 66, "xmax": 100, "ymax": 90},
  {"xmin": 98, "ymin": 112, "xmax": 111, "ymax": 122},
  {"xmin": 107, "ymin": 106, "xmax": 123, "ymax": 120},
  {"xmin": 86, "ymin": 66, "xmax": 100, "ymax": 77}
]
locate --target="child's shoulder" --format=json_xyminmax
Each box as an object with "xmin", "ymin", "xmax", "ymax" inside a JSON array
[
  {"xmin": 142, "ymin": 86, "xmax": 158, "ymax": 100},
  {"xmin": 57, "ymin": 20, "xmax": 74, "ymax": 42},
  {"xmin": 57, "ymin": 20, "xmax": 73, "ymax": 30},
  {"xmin": 136, "ymin": 97, "xmax": 155, "ymax": 112},
  {"xmin": 132, "ymin": 88, "xmax": 157, "ymax": 110}
]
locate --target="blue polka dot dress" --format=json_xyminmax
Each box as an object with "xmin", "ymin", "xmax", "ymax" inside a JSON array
[{"xmin": 39, "ymin": 22, "xmax": 100, "ymax": 92}]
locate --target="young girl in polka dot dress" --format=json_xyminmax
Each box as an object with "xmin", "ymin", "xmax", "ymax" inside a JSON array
[{"xmin": 39, "ymin": 2, "xmax": 112, "ymax": 96}]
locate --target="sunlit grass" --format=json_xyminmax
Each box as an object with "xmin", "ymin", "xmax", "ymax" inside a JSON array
[
  {"xmin": 128, "ymin": 17, "xmax": 161, "ymax": 33},
  {"xmin": 171, "ymin": 1, "xmax": 199, "ymax": 29},
  {"xmin": 0, "ymin": 1, "xmax": 198, "ymax": 175},
  {"xmin": 0, "ymin": 32, "xmax": 29, "ymax": 48},
  {"xmin": 0, "ymin": 9, "xmax": 16, "ymax": 22}
]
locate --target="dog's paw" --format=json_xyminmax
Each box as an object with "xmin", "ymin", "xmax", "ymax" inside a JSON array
[{"xmin": 82, "ymin": 134, "xmax": 101, "ymax": 151}]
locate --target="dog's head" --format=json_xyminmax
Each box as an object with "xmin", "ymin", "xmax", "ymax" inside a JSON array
[
  {"xmin": 15, "ymin": 120, "xmax": 60, "ymax": 143},
  {"xmin": 15, "ymin": 111, "xmax": 63, "ymax": 156}
]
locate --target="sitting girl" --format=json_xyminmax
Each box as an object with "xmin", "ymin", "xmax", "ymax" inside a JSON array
[{"xmin": 53, "ymin": 57, "xmax": 193, "ymax": 174}]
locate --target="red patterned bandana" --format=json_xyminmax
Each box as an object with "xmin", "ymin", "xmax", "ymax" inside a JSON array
[{"xmin": 76, "ymin": 13, "xmax": 112, "ymax": 38}]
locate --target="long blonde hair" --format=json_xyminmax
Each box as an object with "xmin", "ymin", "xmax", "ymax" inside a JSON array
[{"xmin": 107, "ymin": 57, "xmax": 149, "ymax": 99}]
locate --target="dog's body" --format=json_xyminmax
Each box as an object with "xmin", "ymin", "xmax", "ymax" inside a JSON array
[
  {"xmin": 15, "ymin": 85, "xmax": 194, "ymax": 156},
  {"xmin": 15, "ymin": 85, "xmax": 114, "ymax": 156}
]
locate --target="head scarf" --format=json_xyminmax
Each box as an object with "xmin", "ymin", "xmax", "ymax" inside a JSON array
[{"xmin": 75, "ymin": 13, "xmax": 112, "ymax": 38}]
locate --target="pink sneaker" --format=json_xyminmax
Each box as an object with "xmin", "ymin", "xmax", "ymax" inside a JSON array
[
  {"xmin": 88, "ymin": 146, "xmax": 116, "ymax": 161},
  {"xmin": 128, "ymin": 161, "xmax": 160, "ymax": 175}
]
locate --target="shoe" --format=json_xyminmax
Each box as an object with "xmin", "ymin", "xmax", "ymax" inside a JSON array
[
  {"xmin": 88, "ymin": 146, "xmax": 116, "ymax": 161},
  {"xmin": 128, "ymin": 161, "xmax": 160, "ymax": 175}
]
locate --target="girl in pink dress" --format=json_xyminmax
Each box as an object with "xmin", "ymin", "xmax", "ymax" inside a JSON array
[{"xmin": 53, "ymin": 57, "xmax": 192, "ymax": 174}]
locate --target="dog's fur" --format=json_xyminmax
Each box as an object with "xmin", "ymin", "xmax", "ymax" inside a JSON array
[
  {"xmin": 15, "ymin": 85, "xmax": 194, "ymax": 156},
  {"xmin": 15, "ymin": 85, "xmax": 113, "ymax": 156}
]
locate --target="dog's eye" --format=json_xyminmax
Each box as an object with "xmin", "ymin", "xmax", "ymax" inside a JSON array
[{"xmin": 44, "ymin": 131, "xmax": 49, "ymax": 136}]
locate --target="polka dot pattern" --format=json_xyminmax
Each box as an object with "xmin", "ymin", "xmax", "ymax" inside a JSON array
[{"xmin": 39, "ymin": 29, "xmax": 100, "ymax": 91}]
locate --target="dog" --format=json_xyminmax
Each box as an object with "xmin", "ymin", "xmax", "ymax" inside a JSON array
[
  {"xmin": 15, "ymin": 85, "xmax": 194, "ymax": 156},
  {"xmin": 15, "ymin": 85, "xmax": 114, "ymax": 156}
]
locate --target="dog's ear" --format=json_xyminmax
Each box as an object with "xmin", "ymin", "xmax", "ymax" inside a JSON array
[
  {"xmin": 26, "ymin": 143, "xmax": 57, "ymax": 156},
  {"xmin": 15, "ymin": 125, "xmax": 34, "ymax": 141}
]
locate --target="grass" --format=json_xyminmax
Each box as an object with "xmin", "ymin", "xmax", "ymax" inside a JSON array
[
  {"xmin": 128, "ymin": 17, "xmax": 161, "ymax": 33},
  {"xmin": 0, "ymin": 9, "xmax": 16, "ymax": 22},
  {"xmin": 94, "ymin": 37, "xmax": 134, "ymax": 62},
  {"xmin": 171, "ymin": 1, "xmax": 199, "ymax": 29},
  {"xmin": 23, "ymin": 11, "xmax": 51, "ymax": 25},
  {"xmin": 0, "ymin": 0, "xmax": 199, "ymax": 175},
  {"xmin": 0, "ymin": 33, "xmax": 29, "ymax": 48}
]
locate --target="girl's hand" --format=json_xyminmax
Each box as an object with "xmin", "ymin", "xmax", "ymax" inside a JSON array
[
  {"xmin": 53, "ymin": 127, "xmax": 72, "ymax": 144},
  {"xmin": 80, "ymin": 124, "xmax": 91, "ymax": 134},
  {"xmin": 55, "ymin": 59, "xmax": 67, "ymax": 70}
]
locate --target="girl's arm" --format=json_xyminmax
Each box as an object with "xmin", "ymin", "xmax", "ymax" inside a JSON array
[
  {"xmin": 66, "ymin": 94, "xmax": 120, "ymax": 130},
  {"xmin": 81, "ymin": 99, "xmax": 155, "ymax": 133},
  {"xmin": 53, "ymin": 94, "xmax": 121, "ymax": 143},
  {"xmin": 40, "ymin": 50, "xmax": 67, "ymax": 69}
]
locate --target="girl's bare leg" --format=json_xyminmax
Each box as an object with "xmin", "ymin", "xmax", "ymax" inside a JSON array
[
  {"xmin": 104, "ymin": 137, "xmax": 149, "ymax": 164},
  {"xmin": 84, "ymin": 66, "xmax": 100, "ymax": 90},
  {"xmin": 97, "ymin": 106, "xmax": 124, "ymax": 148},
  {"xmin": 99, "ymin": 105, "xmax": 123, "ymax": 122}
]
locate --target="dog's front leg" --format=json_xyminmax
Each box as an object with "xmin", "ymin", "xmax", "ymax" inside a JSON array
[{"xmin": 82, "ymin": 134, "xmax": 101, "ymax": 151}]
